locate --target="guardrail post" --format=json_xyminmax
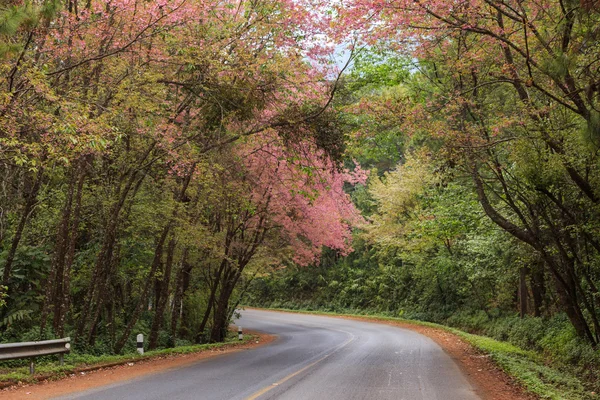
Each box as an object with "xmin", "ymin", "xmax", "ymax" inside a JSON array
[
  {"xmin": 137, "ymin": 334, "xmax": 144, "ymax": 355},
  {"xmin": 238, "ymin": 326, "xmax": 243, "ymax": 341},
  {"xmin": 29, "ymin": 359, "xmax": 35, "ymax": 375},
  {"xmin": 59, "ymin": 353, "xmax": 64, "ymax": 366}
]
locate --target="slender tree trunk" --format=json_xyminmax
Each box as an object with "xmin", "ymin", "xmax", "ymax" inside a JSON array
[
  {"xmin": 107, "ymin": 300, "xmax": 115, "ymax": 345},
  {"xmin": 531, "ymin": 261, "xmax": 545, "ymax": 318},
  {"xmin": 197, "ymin": 259, "xmax": 228, "ymax": 342},
  {"xmin": 210, "ymin": 279, "xmax": 234, "ymax": 343},
  {"xmin": 148, "ymin": 238, "xmax": 176, "ymax": 350},
  {"xmin": 147, "ymin": 165, "xmax": 196, "ymax": 348},
  {"xmin": 169, "ymin": 248, "xmax": 190, "ymax": 346},
  {"xmin": 113, "ymin": 223, "xmax": 170, "ymax": 354},
  {"xmin": 40, "ymin": 163, "xmax": 81, "ymax": 337},
  {"xmin": 87, "ymin": 241, "xmax": 121, "ymax": 345},
  {"xmin": 76, "ymin": 168, "xmax": 141, "ymax": 340},
  {"xmin": 178, "ymin": 258, "xmax": 194, "ymax": 338},
  {"xmin": 2, "ymin": 167, "xmax": 44, "ymax": 287},
  {"xmin": 519, "ymin": 267, "xmax": 528, "ymax": 318},
  {"xmin": 547, "ymin": 259, "xmax": 597, "ymax": 346},
  {"xmin": 55, "ymin": 163, "xmax": 86, "ymax": 336},
  {"xmin": 210, "ymin": 267, "xmax": 243, "ymax": 343},
  {"xmin": 77, "ymin": 143, "xmax": 155, "ymax": 341}
]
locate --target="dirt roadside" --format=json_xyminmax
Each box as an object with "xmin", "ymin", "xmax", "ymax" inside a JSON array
[{"xmin": 0, "ymin": 332, "xmax": 275, "ymax": 400}]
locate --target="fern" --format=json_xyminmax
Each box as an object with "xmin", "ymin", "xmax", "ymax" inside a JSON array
[{"xmin": 0, "ymin": 309, "xmax": 33, "ymax": 328}]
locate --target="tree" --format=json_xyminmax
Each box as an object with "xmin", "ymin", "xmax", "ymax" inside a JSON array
[
  {"xmin": 0, "ymin": 0, "xmax": 355, "ymax": 352},
  {"xmin": 339, "ymin": 0, "xmax": 600, "ymax": 344}
]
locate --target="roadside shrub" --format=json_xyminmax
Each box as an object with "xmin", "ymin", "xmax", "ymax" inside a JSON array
[
  {"xmin": 505, "ymin": 316, "xmax": 545, "ymax": 349},
  {"xmin": 539, "ymin": 315, "xmax": 579, "ymax": 362},
  {"xmin": 445, "ymin": 309, "xmax": 490, "ymax": 333}
]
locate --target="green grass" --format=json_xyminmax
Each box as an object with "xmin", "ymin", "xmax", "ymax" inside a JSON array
[
  {"xmin": 457, "ymin": 331, "xmax": 590, "ymax": 400},
  {"xmin": 0, "ymin": 333, "xmax": 257, "ymax": 386},
  {"xmin": 251, "ymin": 307, "xmax": 597, "ymax": 400}
]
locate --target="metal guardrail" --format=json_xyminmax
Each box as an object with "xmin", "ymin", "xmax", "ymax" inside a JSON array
[{"xmin": 0, "ymin": 337, "xmax": 71, "ymax": 374}]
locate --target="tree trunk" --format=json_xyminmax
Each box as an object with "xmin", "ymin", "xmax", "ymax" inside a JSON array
[
  {"xmin": 169, "ymin": 248, "xmax": 190, "ymax": 346},
  {"xmin": 40, "ymin": 159, "xmax": 87, "ymax": 338},
  {"xmin": 77, "ymin": 143, "xmax": 155, "ymax": 341},
  {"xmin": 76, "ymin": 169, "xmax": 138, "ymax": 340},
  {"xmin": 87, "ymin": 241, "xmax": 121, "ymax": 346},
  {"xmin": 531, "ymin": 261, "xmax": 545, "ymax": 318},
  {"xmin": 210, "ymin": 268, "xmax": 242, "ymax": 343},
  {"xmin": 113, "ymin": 223, "xmax": 170, "ymax": 354},
  {"xmin": 148, "ymin": 238, "xmax": 176, "ymax": 350},
  {"xmin": 2, "ymin": 167, "xmax": 44, "ymax": 287},
  {"xmin": 546, "ymin": 258, "xmax": 597, "ymax": 346},
  {"xmin": 40, "ymin": 167, "xmax": 76, "ymax": 337},
  {"xmin": 210, "ymin": 282, "xmax": 233, "ymax": 343},
  {"xmin": 55, "ymin": 162, "xmax": 87, "ymax": 337},
  {"xmin": 472, "ymin": 166, "xmax": 596, "ymax": 345},
  {"xmin": 197, "ymin": 259, "xmax": 228, "ymax": 342},
  {"xmin": 519, "ymin": 267, "xmax": 528, "ymax": 318}
]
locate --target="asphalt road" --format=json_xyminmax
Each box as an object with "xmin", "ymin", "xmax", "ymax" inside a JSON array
[{"xmin": 57, "ymin": 309, "xmax": 480, "ymax": 400}]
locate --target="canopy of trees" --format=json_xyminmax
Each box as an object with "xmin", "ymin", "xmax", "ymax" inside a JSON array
[
  {"xmin": 337, "ymin": 0, "xmax": 600, "ymax": 346},
  {"xmin": 250, "ymin": 2, "xmax": 600, "ymax": 389},
  {"xmin": 0, "ymin": 0, "xmax": 364, "ymax": 352},
  {"xmin": 2, "ymin": 0, "xmax": 600, "ymax": 379}
]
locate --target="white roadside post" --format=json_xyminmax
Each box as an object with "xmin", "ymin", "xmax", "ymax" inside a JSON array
[
  {"xmin": 137, "ymin": 334, "xmax": 144, "ymax": 355},
  {"xmin": 60, "ymin": 342, "xmax": 70, "ymax": 366},
  {"xmin": 238, "ymin": 326, "xmax": 243, "ymax": 341}
]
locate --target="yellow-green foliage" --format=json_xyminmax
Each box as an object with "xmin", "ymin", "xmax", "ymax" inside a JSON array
[{"xmin": 365, "ymin": 150, "xmax": 437, "ymax": 248}]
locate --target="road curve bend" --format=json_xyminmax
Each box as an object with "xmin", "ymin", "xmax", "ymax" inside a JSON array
[{"xmin": 58, "ymin": 309, "xmax": 480, "ymax": 400}]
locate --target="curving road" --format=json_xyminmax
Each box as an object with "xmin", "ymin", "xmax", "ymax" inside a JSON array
[{"xmin": 57, "ymin": 309, "xmax": 480, "ymax": 400}]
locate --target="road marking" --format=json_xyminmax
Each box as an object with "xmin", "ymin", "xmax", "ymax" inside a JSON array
[{"xmin": 245, "ymin": 332, "xmax": 355, "ymax": 400}]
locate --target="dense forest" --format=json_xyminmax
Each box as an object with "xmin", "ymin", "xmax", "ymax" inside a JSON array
[
  {"xmin": 249, "ymin": 0, "xmax": 600, "ymax": 388},
  {"xmin": 0, "ymin": 0, "xmax": 365, "ymax": 353},
  {"xmin": 1, "ymin": 0, "xmax": 600, "ymax": 387}
]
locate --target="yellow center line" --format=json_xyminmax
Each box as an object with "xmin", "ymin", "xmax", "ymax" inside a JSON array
[{"xmin": 245, "ymin": 333, "xmax": 355, "ymax": 400}]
